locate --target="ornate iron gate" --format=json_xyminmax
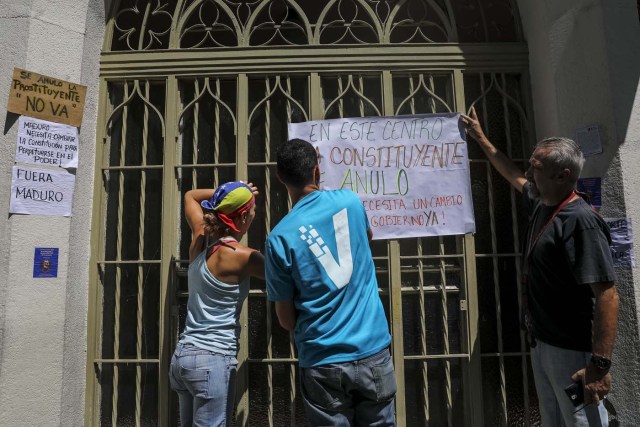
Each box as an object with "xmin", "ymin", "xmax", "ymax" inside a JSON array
[{"xmin": 87, "ymin": 1, "xmax": 540, "ymax": 425}]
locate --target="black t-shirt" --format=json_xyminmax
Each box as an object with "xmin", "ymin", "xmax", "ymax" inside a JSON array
[{"xmin": 522, "ymin": 183, "xmax": 616, "ymax": 351}]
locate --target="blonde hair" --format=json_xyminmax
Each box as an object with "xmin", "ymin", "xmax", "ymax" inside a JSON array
[{"xmin": 203, "ymin": 213, "xmax": 232, "ymax": 237}]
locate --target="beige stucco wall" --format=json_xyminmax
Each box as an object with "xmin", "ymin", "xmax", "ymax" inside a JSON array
[
  {"xmin": 517, "ymin": 0, "xmax": 640, "ymax": 420},
  {"xmin": 0, "ymin": 0, "xmax": 104, "ymax": 425}
]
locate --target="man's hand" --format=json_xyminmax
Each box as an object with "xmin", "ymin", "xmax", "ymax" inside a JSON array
[
  {"xmin": 460, "ymin": 106, "xmax": 488, "ymax": 142},
  {"xmin": 572, "ymin": 365, "xmax": 611, "ymax": 405},
  {"xmin": 459, "ymin": 106, "xmax": 527, "ymax": 192}
]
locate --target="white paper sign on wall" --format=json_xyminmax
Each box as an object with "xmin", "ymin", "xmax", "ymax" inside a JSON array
[
  {"xmin": 16, "ymin": 116, "xmax": 79, "ymax": 168},
  {"xmin": 288, "ymin": 113, "xmax": 476, "ymax": 240},
  {"xmin": 605, "ymin": 217, "xmax": 636, "ymax": 267},
  {"xmin": 575, "ymin": 125, "xmax": 603, "ymax": 157},
  {"xmin": 10, "ymin": 166, "xmax": 76, "ymax": 217}
]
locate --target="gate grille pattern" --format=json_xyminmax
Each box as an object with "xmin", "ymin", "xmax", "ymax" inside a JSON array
[
  {"xmin": 110, "ymin": 0, "xmax": 521, "ymax": 51},
  {"xmin": 89, "ymin": 1, "xmax": 539, "ymax": 425}
]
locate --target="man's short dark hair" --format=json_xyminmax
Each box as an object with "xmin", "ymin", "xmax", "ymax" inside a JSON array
[{"xmin": 276, "ymin": 138, "xmax": 318, "ymax": 187}]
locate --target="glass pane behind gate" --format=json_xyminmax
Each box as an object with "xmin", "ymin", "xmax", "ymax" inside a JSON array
[
  {"xmin": 98, "ymin": 80, "xmax": 166, "ymax": 426},
  {"xmin": 165, "ymin": 70, "xmax": 538, "ymax": 426},
  {"xmin": 464, "ymin": 72, "xmax": 540, "ymax": 426},
  {"xmin": 171, "ymin": 77, "xmax": 241, "ymax": 426},
  {"xmin": 246, "ymin": 75, "xmax": 310, "ymax": 426},
  {"xmin": 390, "ymin": 71, "xmax": 468, "ymax": 425},
  {"xmin": 177, "ymin": 77, "xmax": 239, "ymax": 261},
  {"xmin": 97, "ymin": 1, "xmax": 532, "ymax": 425}
]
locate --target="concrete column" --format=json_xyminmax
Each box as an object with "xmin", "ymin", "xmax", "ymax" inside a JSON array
[
  {"xmin": 517, "ymin": 0, "xmax": 640, "ymax": 420},
  {"xmin": 0, "ymin": 0, "xmax": 103, "ymax": 425},
  {"xmin": 600, "ymin": 1, "xmax": 640, "ymax": 420}
]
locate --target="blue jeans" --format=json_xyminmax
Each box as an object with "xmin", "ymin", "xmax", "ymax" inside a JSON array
[
  {"xmin": 300, "ymin": 348, "xmax": 397, "ymax": 427},
  {"xmin": 169, "ymin": 342, "xmax": 237, "ymax": 427},
  {"xmin": 531, "ymin": 340, "xmax": 608, "ymax": 426}
]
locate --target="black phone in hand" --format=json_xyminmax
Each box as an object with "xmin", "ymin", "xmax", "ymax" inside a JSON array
[{"xmin": 564, "ymin": 381, "xmax": 584, "ymax": 407}]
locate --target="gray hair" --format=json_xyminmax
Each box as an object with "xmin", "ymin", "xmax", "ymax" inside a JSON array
[{"xmin": 535, "ymin": 137, "xmax": 585, "ymax": 184}]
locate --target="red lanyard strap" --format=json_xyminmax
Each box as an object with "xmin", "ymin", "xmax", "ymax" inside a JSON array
[{"xmin": 526, "ymin": 191, "xmax": 576, "ymax": 258}]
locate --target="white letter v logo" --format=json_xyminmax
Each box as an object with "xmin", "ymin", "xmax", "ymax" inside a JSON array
[
  {"xmin": 319, "ymin": 209, "xmax": 353, "ymax": 289},
  {"xmin": 300, "ymin": 208, "xmax": 353, "ymax": 289}
]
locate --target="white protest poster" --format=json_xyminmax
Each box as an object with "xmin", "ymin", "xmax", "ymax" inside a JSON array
[
  {"xmin": 288, "ymin": 113, "xmax": 476, "ymax": 240},
  {"xmin": 605, "ymin": 217, "xmax": 636, "ymax": 267},
  {"xmin": 16, "ymin": 116, "xmax": 79, "ymax": 168},
  {"xmin": 10, "ymin": 166, "xmax": 75, "ymax": 217}
]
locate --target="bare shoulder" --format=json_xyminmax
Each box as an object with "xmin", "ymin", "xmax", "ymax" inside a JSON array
[
  {"xmin": 223, "ymin": 243, "xmax": 263, "ymax": 269},
  {"xmin": 205, "ymin": 243, "xmax": 260, "ymax": 282},
  {"xmin": 233, "ymin": 244, "xmax": 259, "ymax": 258},
  {"xmin": 235, "ymin": 244, "xmax": 265, "ymax": 280}
]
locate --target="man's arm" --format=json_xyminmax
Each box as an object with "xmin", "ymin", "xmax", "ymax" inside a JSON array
[
  {"xmin": 591, "ymin": 282, "xmax": 619, "ymax": 359},
  {"xmin": 275, "ymin": 300, "xmax": 296, "ymax": 331},
  {"xmin": 461, "ymin": 107, "xmax": 527, "ymax": 193},
  {"xmin": 572, "ymin": 281, "xmax": 619, "ymax": 405},
  {"xmin": 265, "ymin": 238, "xmax": 297, "ymax": 331}
]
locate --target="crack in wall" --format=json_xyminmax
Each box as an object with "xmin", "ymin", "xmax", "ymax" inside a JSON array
[
  {"xmin": 30, "ymin": 15, "xmax": 87, "ymax": 36},
  {"xmin": 0, "ymin": 13, "xmax": 86, "ymax": 36}
]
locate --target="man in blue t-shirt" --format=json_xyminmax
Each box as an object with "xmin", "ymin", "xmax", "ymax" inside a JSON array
[{"xmin": 266, "ymin": 138, "xmax": 396, "ymax": 426}]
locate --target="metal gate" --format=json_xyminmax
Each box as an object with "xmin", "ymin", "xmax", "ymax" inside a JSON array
[{"xmin": 86, "ymin": 1, "xmax": 540, "ymax": 425}]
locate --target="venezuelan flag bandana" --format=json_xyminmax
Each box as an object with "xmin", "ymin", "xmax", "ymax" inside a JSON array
[{"xmin": 201, "ymin": 182, "xmax": 255, "ymax": 232}]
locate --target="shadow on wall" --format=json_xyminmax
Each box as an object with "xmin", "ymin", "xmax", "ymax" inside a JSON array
[
  {"xmin": 554, "ymin": 1, "xmax": 640, "ymax": 179},
  {"xmin": 548, "ymin": 1, "xmax": 640, "ymax": 424},
  {"xmin": 104, "ymin": 0, "xmax": 117, "ymax": 22},
  {"xmin": 3, "ymin": 112, "xmax": 19, "ymax": 135}
]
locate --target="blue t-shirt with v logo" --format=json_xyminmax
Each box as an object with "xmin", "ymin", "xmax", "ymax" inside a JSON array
[{"xmin": 265, "ymin": 190, "xmax": 391, "ymax": 367}]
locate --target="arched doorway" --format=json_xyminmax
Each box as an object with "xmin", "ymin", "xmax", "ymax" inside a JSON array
[{"xmin": 86, "ymin": 1, "xmax": 538, "ymax": 425}]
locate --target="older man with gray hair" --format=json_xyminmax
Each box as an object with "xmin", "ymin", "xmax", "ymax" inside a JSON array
[{"xmin": 462, "ymin": 107, "xmax": 619, "ymax": 426}]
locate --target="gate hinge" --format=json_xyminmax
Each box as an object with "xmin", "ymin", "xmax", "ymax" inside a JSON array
[{"xmin": 460, "ymin": 299, "xmax": 468, "ymax": 311}]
